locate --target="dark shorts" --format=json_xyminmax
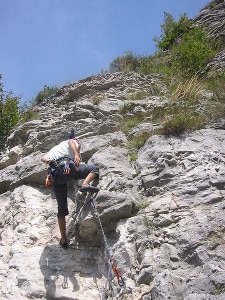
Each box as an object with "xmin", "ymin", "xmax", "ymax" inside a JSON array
[{"xmin": 52, "ymin": 163, "xmax": 99, "ymax": 218}]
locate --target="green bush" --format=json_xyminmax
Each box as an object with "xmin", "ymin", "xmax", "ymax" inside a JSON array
[
  {"xmin": 92, "ymin": 96, "xmax": 104, "ymax": 105},
  {"xmin": 128, "ymin": 150, "xmax": 138, "ymax": 161},
  {"xmin": 127, "ymin": 132, "xmax": 152, "ymax": 149},
  {"xmin": 109, "ymin": 51, "xmax": 139, "ymax": 73},
  {"xmin": 161, "ymin": 113, "xmax": 205, "ymax": 136},
  {"xmin": 130, "ymin": 90, "xmax": 149, "ymax": 100},
  {"xmin": 205, "ymin": 73, "xmax": 225, "ymax": 103},
  {"xmin": 138, "ymin": 51, "xmax": 175, "ymax": 78},
  {"xmin": 154, "ymin": 12, "xmax": 192, "ymax": 51},
  {"xmin": 35, "ymin": 85, "xmax": 58, "ymax": 104},
  {"xmin": 171, "ymin": 26, "xmax": 220, "ymax": 76},
  {"xmin": 19, "ymin": 102, "xmax": 39, "ymax": 123},
  {"xmin": 201, "ymin": 73, "xmax": 225, "ymax": 121},
  {"xmin": 120, "ymin": 116, "xmax": 140, "ymax": 135},
  {"xmin": 119, "ymin": 102, "xmax": 136, "ymax": 115},
  {"xmin": 151, "ymin": 105, "xmax": 166, "ymax": 122},
  {"xmin": 0, "ymin": 74, "xmax": 20, "ymax": 151},
  {"xmin": 159, "ymin": 76, "xmax": 207, "ymax": 135},
  {"xmin": 171, "ymin": 75, "xmax": 205, "ymax": 103}
]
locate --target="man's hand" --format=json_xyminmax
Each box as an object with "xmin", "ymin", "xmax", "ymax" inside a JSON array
[
  {"xmin": 74, "ymin": 154, "xmax": 80, "ymax": 168},
  {"xmin": 41, "ymin": 156, "xmax": 50, "ymax": 164}
]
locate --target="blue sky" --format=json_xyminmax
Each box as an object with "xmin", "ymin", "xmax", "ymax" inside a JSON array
[{"xmin": 0, "ymin": 0, "xmax": 210, "ymax": 104}]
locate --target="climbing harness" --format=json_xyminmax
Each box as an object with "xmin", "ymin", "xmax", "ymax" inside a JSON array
[
  {"xmin": 55, "ymin": 156, "xmax": 73, "ymax": 175},
  {"xmin": 63, "ymin": 159, "xmax": 70, "ymax": 175},
  {"xmin": 45, "ymin": 157, "xmax": 73, "ymax": 186},
  {"xmin": 89, "ymin": 191, "xmax": 126, "ymax": 300}
]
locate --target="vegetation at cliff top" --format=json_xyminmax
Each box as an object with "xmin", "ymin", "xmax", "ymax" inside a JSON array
[
  {"xmin": 0, "ymin": 11, "xmax": 225, "ymax": 152},
  {"xmin": 115, "ymin": 12, "xmax": 224, "ymax": 145},
  {"xmin": 109, "ymin": 13, "xmax": 222, "ymax": 77}
]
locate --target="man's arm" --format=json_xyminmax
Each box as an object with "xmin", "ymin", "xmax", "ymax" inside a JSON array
[{"xmin": 68, "ymin": 139, "xmax": 80, "ymax": 167}]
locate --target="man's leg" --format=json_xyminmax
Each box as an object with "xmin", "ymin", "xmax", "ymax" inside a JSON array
[
  {"xmin": 70, "ymin": 163, "xmax": 99, "ymax": 184},
  {"xmin": 58, "ymin": 216, "xmax": 67, "ymax": 243},
  {"xmin": 82, "ymin": 172, "xmax": 97, "ymax": 186},
  {"xmin": 53, "ymin": 182, "xmax": 69, "ymax": 248},
  {"xmin": 73, "ymin": 164, "xmax": 99, "ymax": 192}
]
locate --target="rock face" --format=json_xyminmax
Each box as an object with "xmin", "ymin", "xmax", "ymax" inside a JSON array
[
  {"xmin": 194, "ymin": 0, "xmax": 225, "ymax": 39},
  {"xmin": 1, "ymin": 3, "xmax": 225, "ymax": 300},
  {"xmin": 1, "ymin": 70, "xmax": 225, "ymax": 300},
  {"xmin": 194, "ymin": 0, "xmax": 225, "ymax": 74}
]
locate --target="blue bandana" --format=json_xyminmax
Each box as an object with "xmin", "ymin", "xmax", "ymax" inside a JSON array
[{"xmin": 69, "ymin": 128, "xmax": 75, "ymax": 139}]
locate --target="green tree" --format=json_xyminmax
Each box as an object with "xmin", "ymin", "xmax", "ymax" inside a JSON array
[
  {"xmin": 152, "ymin": 12, "xmax": 222, "ymax": 77},
  {"xmin": 0, "ymin": 74, "xmax": 20, "ymax": 151},
  {"xmin": 154, "ymin": 12, "xmax": 192, "ymax": 51}
]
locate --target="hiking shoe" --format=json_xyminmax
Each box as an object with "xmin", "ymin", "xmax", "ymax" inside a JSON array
[
  {"xmin": 79, "ymin": 185, "xmax": 99, "ymax": 193},
  {"xmin": 49, "ymin": 160, "xmax": 58, "ymax": 169},
  {"xmin": 59, "ymin": 239, "xmax": 68, "ymax": 249}
]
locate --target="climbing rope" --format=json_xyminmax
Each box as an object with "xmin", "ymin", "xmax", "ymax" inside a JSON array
[
  {"xmin": 89, "ymin": 194, "xmax": 125, "ymax": 300},
  {"xmin": 73, "ymin": 195, "xmax": 88, "ymax": 226},
  {"xmin": 102, "ymin": 260, "xmax": 113, "ymax": 300}
]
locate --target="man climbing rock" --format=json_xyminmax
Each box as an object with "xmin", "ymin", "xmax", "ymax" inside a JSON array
[{"xmin": 41, "ymin": 130, "xmax": 99, "ymax": 249}]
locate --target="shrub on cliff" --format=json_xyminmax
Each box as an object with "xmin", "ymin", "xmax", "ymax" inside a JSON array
[
  {"xmin": 0, "ymin": 74, "xmax": 20, "ymax": 151},
  {"xmin": 34, "ymin": 84, "xmax": 58, "ymax": 104},
  {"xmin": 153, "ymin": 12, "xmax": 192, "ymax": 51},
  {"xmin": 109, "ymin": 51, "xmax": 140, "ymax": 73},
  {"xmin": 170, "ymin": 26, "xmax": 221, "ymax": 76}
]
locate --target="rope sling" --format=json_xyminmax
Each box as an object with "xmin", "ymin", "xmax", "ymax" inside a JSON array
[
  {"xmin": 89, "ymin": 193, "xmax": 125, "ymax": 300},
  {"xmin": 74, "ymin": 188, "xmax": 125, "ymax": 300}
]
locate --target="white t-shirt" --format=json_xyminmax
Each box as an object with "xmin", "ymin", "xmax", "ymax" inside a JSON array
[{"xmin": 47, "ymin": 140, "xmax": 80, "ymax": 161}]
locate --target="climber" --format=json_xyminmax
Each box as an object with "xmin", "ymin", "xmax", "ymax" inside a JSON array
[{"xmin": 41, "ymin": 129, "xmax": 99, "ymax": 249}]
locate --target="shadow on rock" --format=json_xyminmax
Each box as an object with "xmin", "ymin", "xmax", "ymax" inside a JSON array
[{"xmin": 39, "ymin": 244, "xmax": 80, "ymax": 299}]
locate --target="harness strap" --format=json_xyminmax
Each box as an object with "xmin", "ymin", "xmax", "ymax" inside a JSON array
[
  {"xmin": 54, "ymin": 157, "xmax": 73, "ymax": 175},
  {"xmin": 56, "ymin": 156, "xmax": 73, "ymax": 164},
  {"xmin": 56, "ymin": 155, "xmax": 82, "ymax": 166}
]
